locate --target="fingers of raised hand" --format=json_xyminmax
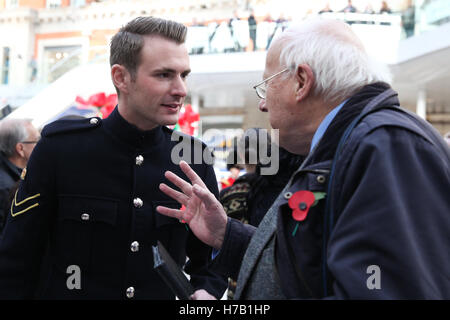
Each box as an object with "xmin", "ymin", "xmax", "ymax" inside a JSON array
[
  {"xmin": 159, "ymin": 183, "xmax": 190, "ymax": 205},
  {"xmin": 156, "ymin": 206, "xmax": 184, "ymax": 221},
  {"xmin": 179, "ymin": 161, "xmax": 207, "ymax": 188},
  {"xmin": 164, "ymin": 171, "xmax": 193, "ymax": 196},
  {"xmin": 192, "ymin": 184, "xmax": 221, "ymax": 211}
]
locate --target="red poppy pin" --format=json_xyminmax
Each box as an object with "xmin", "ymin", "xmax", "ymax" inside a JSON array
[
  {"xmin": 288, "ymin": 190, "xmax": 315, "ymax": 221},
  {"xmin": 288, "ymin": 190, "xmax": 326, "ymax": 236}
]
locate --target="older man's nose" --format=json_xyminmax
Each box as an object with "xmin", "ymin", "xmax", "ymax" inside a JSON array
[{"xmin": 259, "ymin": 99, "xmax": 268, "ymax": 112}]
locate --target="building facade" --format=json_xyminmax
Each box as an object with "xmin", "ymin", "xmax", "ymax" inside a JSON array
[{"xmin": 1, "ymin": 0, "xmax": 449, "ymax": 137}]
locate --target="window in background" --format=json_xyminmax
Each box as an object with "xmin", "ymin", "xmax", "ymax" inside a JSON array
[
  {"xmin": 5, "ymin": 0, "xmax": 19, "ymax": 9},
  {"xmin": 47, "ymin": 0, "xmax": 62, "ymax": 9},
  {"xmin": 70, "ymin": 0, "xmax": 86, "ymax": 8}
]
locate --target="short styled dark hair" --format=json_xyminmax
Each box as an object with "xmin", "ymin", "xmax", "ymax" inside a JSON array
[{"xmin": 110, "ymin": 16, "xmax": 187, "ymax": 79}]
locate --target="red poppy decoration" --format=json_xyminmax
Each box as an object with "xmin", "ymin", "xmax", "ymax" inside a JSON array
[
  {"xmin": 178, "ymin": 104, "xmax": 199, "ymax": 135},
  {"xmin": 75, "ymin": 92, "xmax": 117, "ymax": 118},
  {"xmin": 288, "ymin": 190, "xmax": 315, "ymax": 221}
]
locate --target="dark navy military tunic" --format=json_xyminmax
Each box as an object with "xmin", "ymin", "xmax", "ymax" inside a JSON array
[{"xmin": 0, "ymin": 107, "xmax": 226, "ymax": 299}]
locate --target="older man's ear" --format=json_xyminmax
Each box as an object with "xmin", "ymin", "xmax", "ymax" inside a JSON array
[
  {"xmin": 294, "ymin": 64, "xmax": 315, "ymax": 102},
  {"xmin": 15, "ymin": 142, "xmax": 25, "ymax": 159}
]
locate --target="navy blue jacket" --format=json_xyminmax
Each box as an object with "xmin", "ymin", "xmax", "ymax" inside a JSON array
[
  {"xmin": 0, "ymin": 108, "xmax": 227, "ymax": 299},
  {"xmin": 213, "ymin": 83, "xmax": 450, "ymax": 299},
  {"xmin": 0, "ymin": 154, "xmax": 21, "ymax": 234}
]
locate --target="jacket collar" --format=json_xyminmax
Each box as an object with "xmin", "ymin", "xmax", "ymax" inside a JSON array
[
  {"xmin": 0, "ymin": 153, "xmax": 22, "ymax": 182},
  {"xmin": 102, "ymin": 106, "xmax": 164, "ymax": 150},
  {"xmin": 309, "ymin": 82, "xmax": 399, "ymax": 163}
]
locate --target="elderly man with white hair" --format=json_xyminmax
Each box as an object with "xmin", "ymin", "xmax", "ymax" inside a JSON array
[
  {"xmin": 0, "ymin": 118, "xmax": 40, "ymax": 234},
  {"xmin": 157, "ymin": 18, "xmax": 450, "ymax": 299}
]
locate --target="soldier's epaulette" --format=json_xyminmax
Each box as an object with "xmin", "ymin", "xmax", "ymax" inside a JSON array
[{"xmin": 42, "ymin": 117, "xmax": 102, "ymax": 137}]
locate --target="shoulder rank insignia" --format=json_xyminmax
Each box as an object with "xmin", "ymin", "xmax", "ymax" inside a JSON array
[{"xmin": 10, "ymin": 190, "xmax": 41, "ymax": 217}]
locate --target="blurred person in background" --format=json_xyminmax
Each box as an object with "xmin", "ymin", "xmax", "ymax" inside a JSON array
[
  {"xmin": 220, "ymin": 147, "xmax": 242, "ymax": 190},
  {"xmin": 341, "ymin": 0, "xmax": 357, "ymax": 13},
  {"xmin": 341, "ymin": 0, "xmax": 358, "ymax": 24},
  {"xmin": 379, "ymin": 1, "xmax": 392, "ymax": 14},
  {"xmin": 402, "ymin": 0, "xmax": 415, "ymax": 38},
  {"xmin": 219, "ymin": 128, "xmax": 303, "ymax": 299},
  {"xmin": 248, "ymin": 9, "xmax": 257, "ymax": 51},
  {"xmin": 379, "ymin": 1, "xmax": 392, "ymax": 25},
  {"xmin": 220, "ymin": 163, "xmax": 242, "ymax": 189},
  {"xmin": 228, "ymin": 10, "xmax": 243, "ymax": 52},
  {"xmin": 0, "ymin": 118, "xmax": 40, "ymax": 234}
]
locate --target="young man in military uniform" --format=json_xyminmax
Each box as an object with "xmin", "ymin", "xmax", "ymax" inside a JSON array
[{"xmin": 0, "ymin": 17, "xmax": 226, "ymax": 300}]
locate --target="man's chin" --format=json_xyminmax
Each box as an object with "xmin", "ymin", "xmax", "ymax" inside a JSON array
[
  {"xmin": 160, "ymin": 117, "xmax": 179, "ymax": 127},
  {"xmin": 166, "ymin": 116, "xmax": 178, "ymax": 125}
]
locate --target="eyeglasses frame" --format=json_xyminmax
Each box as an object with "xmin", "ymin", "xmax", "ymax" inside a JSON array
[{"xmin": 253, "ymin": 68, "xmax": 290, "ymax": 99}]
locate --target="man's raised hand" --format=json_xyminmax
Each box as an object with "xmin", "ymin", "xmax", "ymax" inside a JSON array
[{"xmin": 156, "ymin": 161, "xmax": 227, "ymax": 250}]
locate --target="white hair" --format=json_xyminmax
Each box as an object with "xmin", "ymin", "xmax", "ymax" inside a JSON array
[
  {"xmin": 276, "ymin": 18, "xmax": 392, "ymax": 102},
  {"xmin": 0, "ymin": 118, "xmax": 33, "ymax": 158}
]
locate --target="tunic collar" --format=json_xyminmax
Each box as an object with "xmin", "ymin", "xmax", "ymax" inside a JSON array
[{"xmin": 103, "ymin": 106, "xmax": 164, "ymax": 150}]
